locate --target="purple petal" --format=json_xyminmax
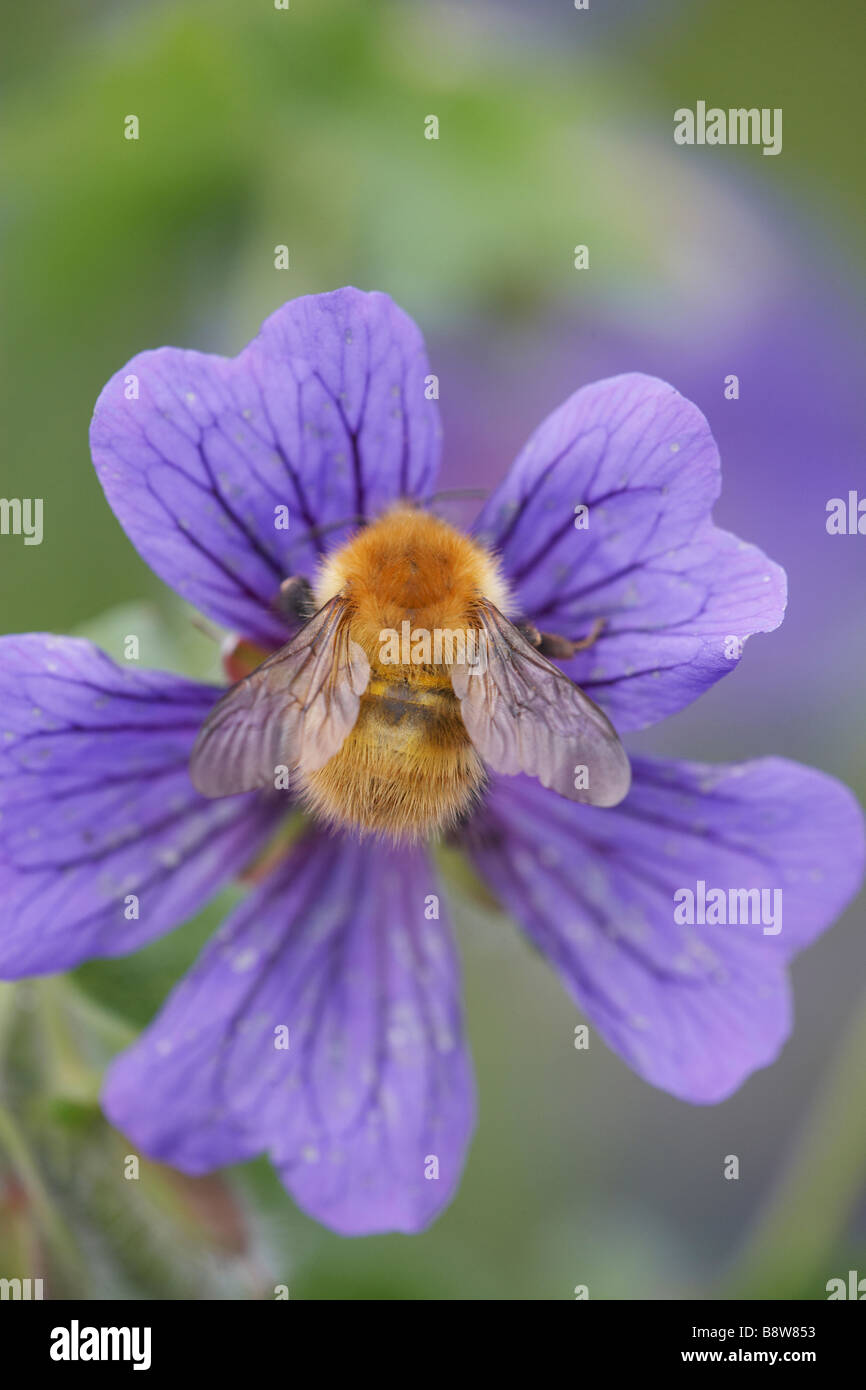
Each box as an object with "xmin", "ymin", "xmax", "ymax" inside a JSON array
[
  {"xmin": 473, "ymin": 374, "xmax": 786, "ymax": 731},
  {"xmin": 90, "ymin": 288, "xmax": 442, "ymax": 647},
  {"xmin": 0, "ymin": 635, "xmax": 279, "ymax": 977},
  {"xmin": 102, "ymin": 831, "xmax": 475, "ymax": 1236},
  {"xmin": 466, "ymin": 756, "xmax": 864, "ymax": 1102}
]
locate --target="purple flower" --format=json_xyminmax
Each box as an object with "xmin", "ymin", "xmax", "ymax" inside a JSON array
[{"xmin": 1, "ymin": 288, "xmax": 862, "ymax": 1236}]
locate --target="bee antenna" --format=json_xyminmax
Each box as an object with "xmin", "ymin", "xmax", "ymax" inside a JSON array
[
  {"xmin": 423, "ymin": 488, "xmax": 490, "ymax": 504},
  {"xmin": 281, "ymin": 492, "xmax": 490, "ymax": 558},
  {"xmin": 283, "ymin": 513, "xmax": 367, "ymax": 557}
]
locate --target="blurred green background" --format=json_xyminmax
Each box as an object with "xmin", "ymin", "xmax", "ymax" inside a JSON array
[{"xmin": 1, "ymin": 0, "xmax": 865, "ymax": 1299}]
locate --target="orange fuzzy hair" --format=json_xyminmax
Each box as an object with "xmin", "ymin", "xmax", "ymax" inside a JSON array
[{"xmin": 303, "ymin": 505, "xmax": 510, "ymax": 841}]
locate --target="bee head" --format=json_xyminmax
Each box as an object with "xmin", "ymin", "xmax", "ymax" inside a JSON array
[{"xmin": 313, "ymin": 504, "xmax": 510, "ymax": 638}]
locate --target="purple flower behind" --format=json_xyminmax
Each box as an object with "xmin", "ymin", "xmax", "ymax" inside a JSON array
[{"xmin": 0, "ymin": 288, "xmax": 862, "ymax": 1235}]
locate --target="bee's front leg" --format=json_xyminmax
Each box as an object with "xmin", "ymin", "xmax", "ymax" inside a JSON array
[
  {"xmin": 517, "ymin": 617, "xmax": 605, "ymax": 659},
  {"xmin": 275, "ymin": 575, "xmax": 316, "ymax": 625}
]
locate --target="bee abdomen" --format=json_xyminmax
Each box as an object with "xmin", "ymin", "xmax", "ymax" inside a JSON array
[
  {"xmin": 299, "ymin": 671, "xmax": 484, "ymax": 841},
  {"xmin": 367, "ymin": 673, "xmax": 454, "ymax": 729}
]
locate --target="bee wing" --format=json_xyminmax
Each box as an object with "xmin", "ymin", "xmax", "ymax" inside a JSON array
[
  {"xmin": 190, "ymin": 597, "xmax": 369, "ymax": 797},
  {"xmin": 451, "ymin": 599, "xmax": 631, "ymax": 807}
]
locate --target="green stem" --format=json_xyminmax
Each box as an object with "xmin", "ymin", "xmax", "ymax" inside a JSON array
[
  {"xmin": 718, "ymin": 984, "xmax": 866, "ymax": 1297},
  {"xmin": 0, "ymin": 1101, "xmax": 80, "ymax": 1279},
  {"xmin": 60, "ymin": 977, "xmax": 138, "ymax": 1053}
]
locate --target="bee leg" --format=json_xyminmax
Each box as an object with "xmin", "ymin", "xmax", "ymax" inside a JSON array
[
  {"xmin": 445, "ymin": 771, "xmax": 497, "ymax": 849},
  {"xmin": 515, "ymin": 620, "xmax": 544, "ymax": 648},
  {"xmin": 541, "ymin": 619, "xmax": 606, "ymax": 658},
  {"xmin": 274, "ymin": 575, "xmax": 316, "ymax": 624},
  {"xmin": 222, "ymin": 635, "xmax": 272, "ymax": 683},
  {"xmin": 519, "ymin": 617, "xmax": 606, "ymax": 659}
]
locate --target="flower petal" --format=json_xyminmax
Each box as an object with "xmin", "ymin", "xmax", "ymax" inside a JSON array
[
  {"xmin": 473, "ymin": 373, "xmax": 786, "ymax": 730},
  {"xmin": 0, "ymin": 635, "xmax": 279, "ymax": 977},
  {"xmin": 466, "ymin": 756, "xmax": 864, "ymax": 1102},
  {"xmin": 90, "ymin": 288, "xmax": 442, "ymax": 646},
  {"xmin": 102, "ymin": 831, "xmax": 475, "ymax": 1236}
]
